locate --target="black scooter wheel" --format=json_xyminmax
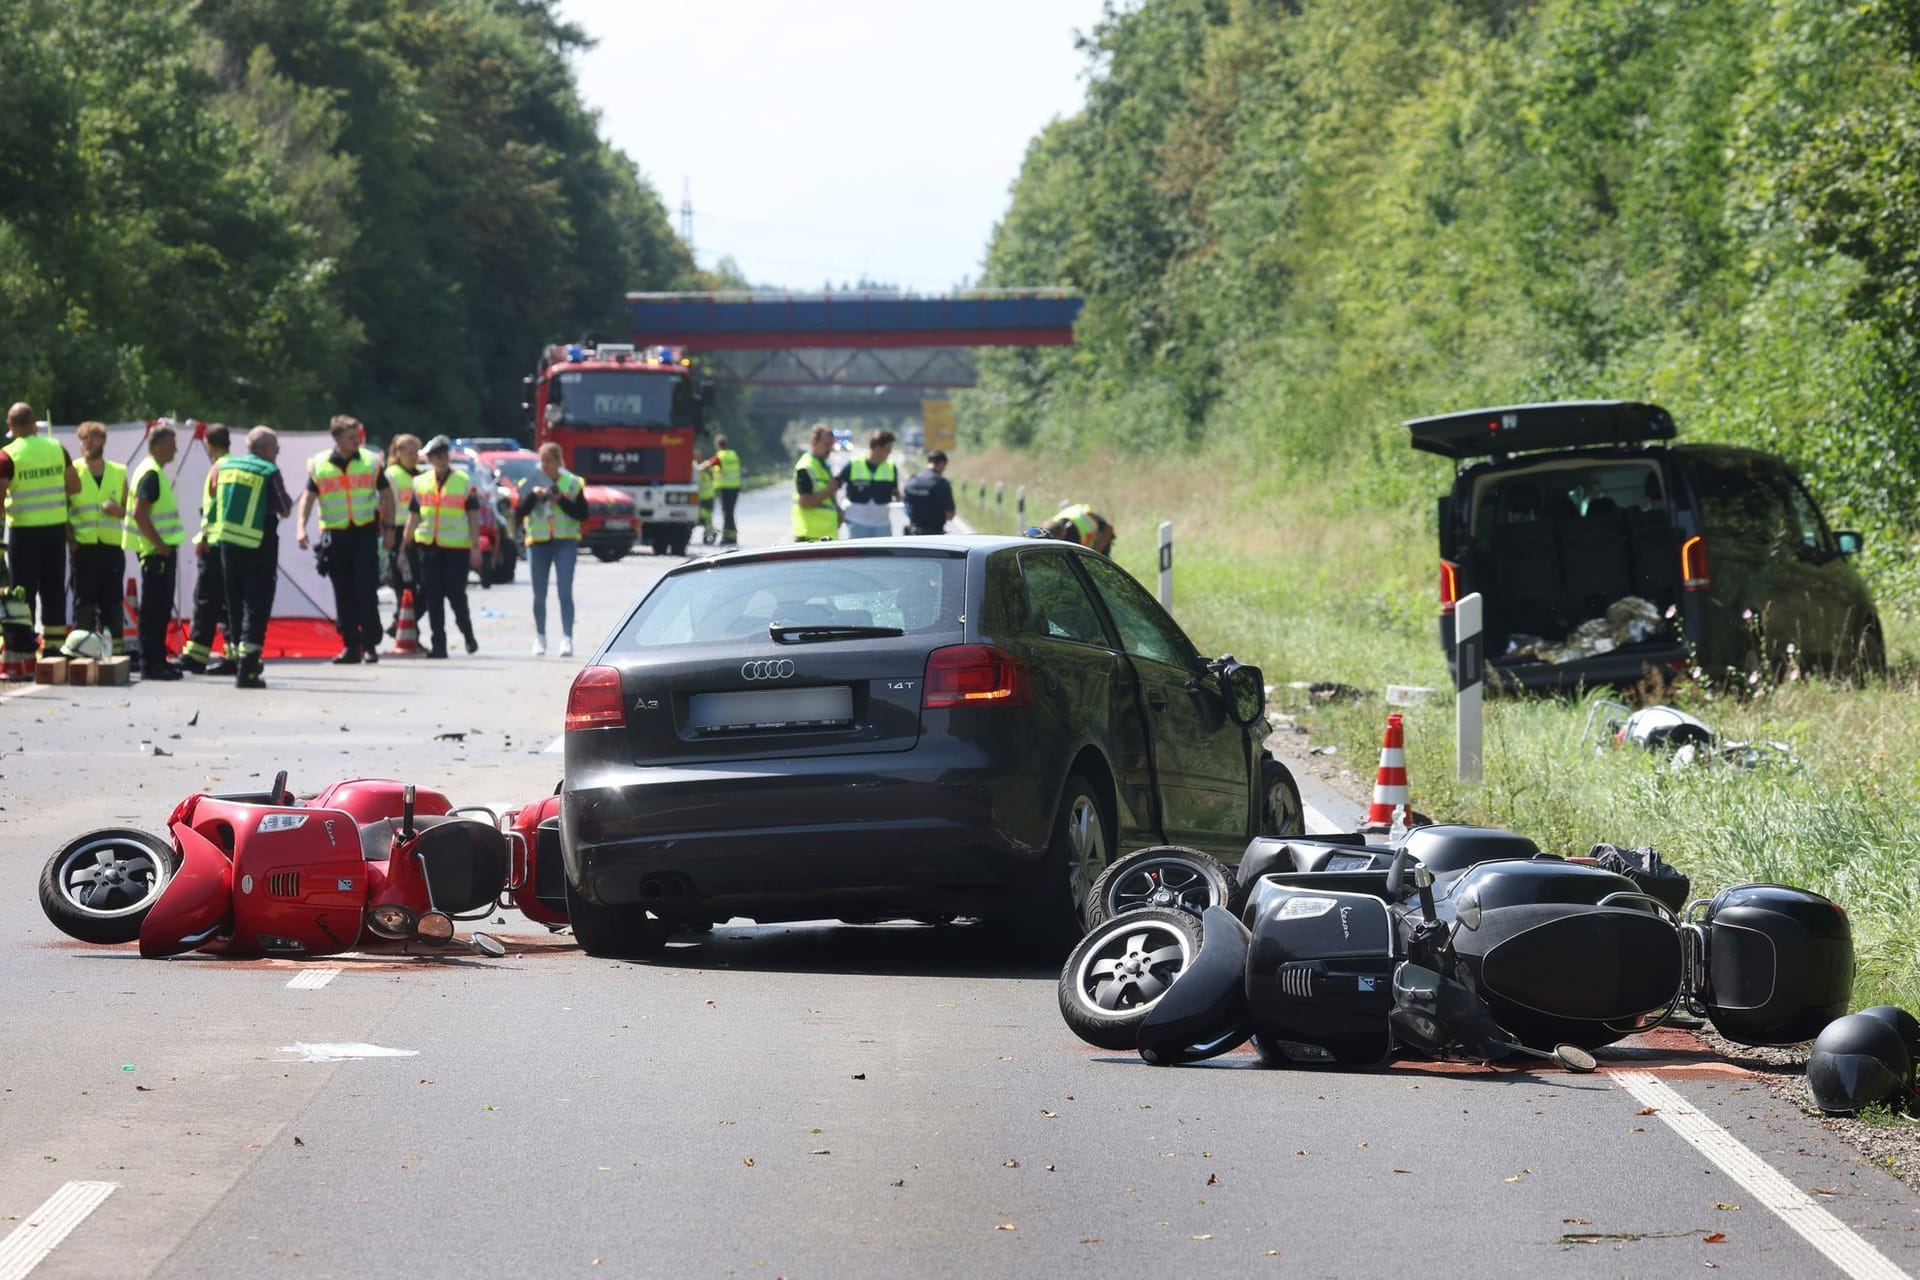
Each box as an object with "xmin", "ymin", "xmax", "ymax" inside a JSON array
[
  {"xmin": 38, "ymin": 828, "xmax": 178, "ymax": 944},
  {"xmin": 1084, "ymin": 845, "xmax": 1234, "ymax": 931},
  {"xmin": 1059, "ymin": 908, "xmax": 1205, "ymax": 1051}
]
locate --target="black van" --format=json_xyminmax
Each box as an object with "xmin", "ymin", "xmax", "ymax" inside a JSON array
[{"xmin": 1411, "ymin": 401, "xmax": 1883, "ymax": 691}]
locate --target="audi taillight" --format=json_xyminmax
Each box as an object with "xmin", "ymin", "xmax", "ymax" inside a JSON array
[
  {"xmin": 565, "ymin": 665, "xmax": 625, "ymax": 731},
  {"xmin": 923, "ymin": 645, "xmax": 1031, "ymax": 709},
  {"xmin": 1681, "ymin": 536, "xmax": 1710, "ymax": 591},
  {"xmin": 1438, "ymin": 559, "xmax": 1460, "ymax": 615}
]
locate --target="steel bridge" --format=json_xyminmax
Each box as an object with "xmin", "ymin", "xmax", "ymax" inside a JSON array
[{"xmin": 625, "ymin": 290, "xmax": 1081, "ymax": 414}]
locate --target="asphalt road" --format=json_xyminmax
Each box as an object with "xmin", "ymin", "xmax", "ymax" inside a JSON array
[{"xmin": 2, "ymin": 485, "xmax": 1916, "ymax": 1279}]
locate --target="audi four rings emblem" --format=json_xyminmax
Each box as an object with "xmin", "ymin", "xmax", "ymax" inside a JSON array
[{"xmin": 742, "ymin": 659, "xmax": 796, "ymax": 680}]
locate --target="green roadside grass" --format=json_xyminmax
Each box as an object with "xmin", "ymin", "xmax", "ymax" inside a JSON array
[{"xmin": 954, "ymin": 444, "xmax": 1920, "ymax": 1013}]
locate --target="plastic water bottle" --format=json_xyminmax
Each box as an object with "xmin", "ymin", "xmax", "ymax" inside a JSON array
[{"xmin": 1389, "ymin": 803, "xmax": 1411, "ymax": 846}]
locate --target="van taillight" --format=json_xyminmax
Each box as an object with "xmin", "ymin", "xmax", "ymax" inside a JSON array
[
  {"xmin": 1439, "ymin": 560, "xmax": 1460, "ymax": 615},
  {"xmin": 1681, "ymin": 536, "xmax": 1710, "ymax": 591},
  {"xmin": 923, "ymin": 645, "xmax": 1031, "ymax": 709},
  {"xmin": 565, "ymin": 665, "xmax": 626, "ymax": 731}
]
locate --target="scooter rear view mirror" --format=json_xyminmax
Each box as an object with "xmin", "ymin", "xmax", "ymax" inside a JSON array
[
  {"xmin": 470, "ymin": 932, "xmax": 507, "ymax": 959},
  {"xmin": 416, "ymin": 910, "xmax": 454, "ymax": 944},
  {"xmin": 1553, "ymin": 1044, "xmax": 1599, "ymax": 1073}
]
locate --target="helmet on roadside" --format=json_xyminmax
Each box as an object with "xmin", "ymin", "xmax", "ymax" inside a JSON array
[
  {"xmin": 1858, "ymin": 1006, "xmax": 1920, "ymax": 1070},
  {"xmin": 1807, "ymin": 1012, "xmax": 1914, "ymax": 1114},
  {"xmin": 60, "ymin": 629, "xmax": 109, "ymax": 661},
  {"xmin": 1618, "ymin": 705, "xmax": 1714, "ymax": 753}
]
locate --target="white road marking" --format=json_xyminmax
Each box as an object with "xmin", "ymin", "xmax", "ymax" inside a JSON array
[
  {"xmin": 285, "ymin": 968, "xmax": 341, "ymax": 990},
  {"xmin": 278, "ymin": 1042, "xmax": 419, "ymax": 1063},
  {"xmin": 0, "ymin": 684, "xmax": 46, "ymax": 706},
  {"xmin": 0, "ymin": 1181, "xmax": 118, "ymax": 1280},
  {"xmin": 1613, "ymin": 1072, "xmax": 1911, "ymax": 1280},
  {"xmin": 543, "ymin": 734, "xmax": 563, "ymax": 754},
  {"xmin": 1302, "ymin": 799, "xmax": 1341, "ymax": 834}
]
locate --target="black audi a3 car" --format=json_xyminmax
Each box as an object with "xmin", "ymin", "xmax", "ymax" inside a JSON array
[{"xmin": 558, "ymin": 535, "xmax": 1302, "ymax": 957}]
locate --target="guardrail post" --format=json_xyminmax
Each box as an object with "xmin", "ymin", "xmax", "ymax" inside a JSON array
[
  {"xmin": 1157, "ymin": 521, "xmax": 1173, "ymax": 609},
  {"xmin": 1455, "ymin": 591, "xmax": 1483, "ymax": 782}
]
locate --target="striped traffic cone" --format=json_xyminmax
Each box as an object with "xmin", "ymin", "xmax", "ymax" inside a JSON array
[
  {"xmin": 1363, "ymin": 712, "xmax": 1411, "ymax": 832},
  {"xmin": 390, "ymin": 589, "xmax": 421, "ymax": 656}
]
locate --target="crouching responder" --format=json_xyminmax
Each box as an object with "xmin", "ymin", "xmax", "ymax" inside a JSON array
[
  {"xmin": 1036, "ymin": 503, "xmax": 1116, "ymax": 555},
  {"xmin": 68, "ymin": 420, "xmax": 128, "ymax": 659},
  {"xmin": 209, "ymin": 426, "xmax": 292, "ymax": 689},
  {"xmin": 0, "ymin": 402, "xmax": 80, "ymax": 678},
  {"xmin": 403, "ymin": 435, "xmax": 480, "ymax": 659}
]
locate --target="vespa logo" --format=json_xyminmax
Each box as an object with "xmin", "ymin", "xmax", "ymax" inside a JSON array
[{"xmin": 741, "ymin": 659, "xmax": 796, "ymax": 681}]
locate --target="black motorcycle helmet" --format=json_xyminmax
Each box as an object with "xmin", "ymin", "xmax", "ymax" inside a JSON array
[
  {"xmin": 1858, "ymin": 1005, "xmax": 1920, "ymax": 1066},
  {"xmin": 1807, "ymin": 1012, "xmax": 1914, "ymax": 1114}
]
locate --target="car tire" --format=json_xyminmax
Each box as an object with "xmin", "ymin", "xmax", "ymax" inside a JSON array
[
  {"xmin": 1058, "ymin": 907, "xmax": 1204, "ymax": 1051},
  {"xmin": 670, "ymin": 528, "xmax": 693, "ymax": 557},
  {"xmin": 39, "ymin": 828, "xmax": 178, "ymax": 944},
  {"xmin": 591, "ymin": 546, "xmax": 624, "ymax": 563},
  {"xmin": 1260, "ymin": 756, "xmax": 1305, "ymax": 838},
  {"xmin": 1021, "ymin": 771, "xmax": 1111, "ymax": 948},
  {"xmin": 563, "ymin": 877, "xmax": 668, "ymax": 959},
  {"xmin": 1083, "ymin": 845, "xmax": 1234, "ymax": 931}
]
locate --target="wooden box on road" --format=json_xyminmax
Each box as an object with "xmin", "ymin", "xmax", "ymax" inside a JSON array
[{"xmin": 34, "ymin": 656, "xmax": 68, "ymax": 685}]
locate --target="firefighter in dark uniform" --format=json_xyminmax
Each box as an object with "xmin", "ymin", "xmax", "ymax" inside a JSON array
[
  {"xmin": 124, "ymin": 423, "xmax": 186, "ymax": 679},
  {"xmin": 0, "ymin": 402, "xmax": 81, "ymax": 679},
  {"xmin": 179, "ymin": 424, "xmax": 236, "ymax": 675},
  {"xmin": 210, "ymin": 427, "xmax": 292, "ymax": 689},
  {"xmin": 294, "ymin": 414, "xmax": 395, "ymax": 664}
]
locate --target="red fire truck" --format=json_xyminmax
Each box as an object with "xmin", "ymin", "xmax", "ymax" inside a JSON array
[{"xmin": 529, "ymin": 342, "xmax": 711, "ymax": 556}]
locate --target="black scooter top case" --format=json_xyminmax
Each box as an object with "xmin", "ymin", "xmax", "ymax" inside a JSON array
[
  {"xmin": 1243, "ymin": 883, "xmax": 1397, "ymax": 1066},
  {"xmin": 1136, "ymin": 906, "xmax": 1254, "ymax": 1066},
  {"xmin": 1444, "ymin": 861, "xmax": 1681, "ymax": 1050},
  {"xmin": 1695, "ymin": 883, "xmax": 1854, "ymax": 1046}
]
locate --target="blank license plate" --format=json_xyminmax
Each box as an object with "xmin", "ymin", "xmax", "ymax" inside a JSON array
[
  {"xmin": 602, "ymin": 518, "xmax": 633, "ymax": 529},
  {"xmin": 688, "ymin": 687, "xmax": 854, "ymax": 732}
]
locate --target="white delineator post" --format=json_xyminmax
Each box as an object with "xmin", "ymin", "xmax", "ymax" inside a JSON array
[
  {"xmin": 1158, "ymin": 521, "xmax": 1173, "ymax": 609},
  {"xmin": 1456, "ymin": 591, "xmax": 1484, "ymax": 782}
]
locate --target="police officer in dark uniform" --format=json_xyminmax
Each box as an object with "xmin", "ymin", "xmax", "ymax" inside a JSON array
[{"xmin": 903, "ymin": 449, "xmax": 955, "ymax": 535}]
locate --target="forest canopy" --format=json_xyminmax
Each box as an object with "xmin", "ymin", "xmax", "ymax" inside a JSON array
[
  {"xmin": 0, "ymin": 0, "xmax": 698, "ymax": 437},
  {"xmin": 967, "ymin": 0, "xmax": 1920, "ymax": 603}
]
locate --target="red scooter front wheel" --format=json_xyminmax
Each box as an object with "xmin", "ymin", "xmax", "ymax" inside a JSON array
[{"xmin": 39, "ymin": 828, "xmax": 178, "ymax": 944}]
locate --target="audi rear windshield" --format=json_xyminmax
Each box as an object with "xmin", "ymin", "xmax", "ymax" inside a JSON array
[{"xmin": 613, "ymin": 551, "xmax": 968, "ymax": 650}]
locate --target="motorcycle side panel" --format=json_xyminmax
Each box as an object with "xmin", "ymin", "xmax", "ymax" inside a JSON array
[
  {"xmin": 1458, "ymin": 904, "xmax": 1682, "ymax": 1049},
  {"xmin": 140, "ymin": 824, "xmax": 234, "ymax": 958},
  {"xmin": 228, "ymin": 806, "xmax": 368, "ymax": 958},
  {"xmin": 1701, "ymin": 883, "xmax": 1854, "ymax": 1047},
  {"xmin": 1244, "ymin": 886, "xmax": 1395, "ymax": 1066}
]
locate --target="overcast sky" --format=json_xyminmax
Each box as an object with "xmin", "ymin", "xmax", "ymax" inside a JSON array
[{"xmin": 558, "ymin": 1, "xmax": 1110, "ymax": 293}]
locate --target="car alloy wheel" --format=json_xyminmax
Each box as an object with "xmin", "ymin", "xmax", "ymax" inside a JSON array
[{"xmin": 1063, "ymin": 789, "xmax": 1108, "ymax": 920}]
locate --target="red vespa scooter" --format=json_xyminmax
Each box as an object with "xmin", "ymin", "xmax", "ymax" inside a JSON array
[{"xmin": 38, "ymin": 775, "xmax": 566, "ymax": 960}]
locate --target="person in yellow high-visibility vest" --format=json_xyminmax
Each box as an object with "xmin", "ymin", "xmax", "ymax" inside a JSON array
[
  {"xmin": 68, "ymin": 420, "xmax": 128, "ymax": 658},
  {"xmin": 179, "ymin": 424, "xmax": 237, "ymax": 675},
  {"xmin": 516, "ymin": 442, "xmax": 587, "ymax": 657},
  {"xmin": 208, "ymin": 426, "xmax": 292, "ymax": 690},
  {"xmin": 700, "ymin": 432, "xmax": 743, "ymax": 546},
  {"xmin": 791, "ymin": 424, "xmax": 840, "ymax": 543},
  {"xmin": 694, "ymin": 450, "xmax": 717, "ymax": 544},
  {"xmin": 294, "ymin": 414, "xmax": 396, "ymax": 664},
  {"xmin": 1037, "ymin": 503, "xmax": 1115, "ymax": 555},
  {"xmin": 124, "ymin": 422, "xmax": 186, "ymax": 679},
  {"xmin": 401, "ymin": 436, "xmax": 481, "ymax": 659},
  {"xmin": 0, "ymin": 402, "xmax": 81, "ymax": 678}
]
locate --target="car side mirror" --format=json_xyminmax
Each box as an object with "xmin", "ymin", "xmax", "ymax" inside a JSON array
[
  {"xmin": 1215, "ymin": 658, "xmax": 1266, "ymax": 727},
  {"xmin": 1834, "ymin": 530, "xmax": 1864, "ymax": 556}
]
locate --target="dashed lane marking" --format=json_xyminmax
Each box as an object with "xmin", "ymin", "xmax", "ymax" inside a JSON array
[
  {"xmin": 1614, "ymin": 1071, "xmax": 1911, "ymax": 1280},
  {"xmin": 285, "ymin": 967, "xmax": 341, "ymax": 990},
  {"xmin": 0, "ymin": 1181, "xmax": 118, "ymax": 1280}
]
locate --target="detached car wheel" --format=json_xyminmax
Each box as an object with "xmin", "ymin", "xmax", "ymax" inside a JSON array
[
  {"xmin": 1260, "ymin": 756, "xmax": 1305, "ymax": 838},
  {"xmin": 39, "ymin": 828, "xmax": 178, "ymax": 944},
  {"xmin": 1058, "ymin": 907, "xmax": 1205, "ymax": 1051},
  {"xmin": 563, "ymin": 877, "xmax": 668, "ymax": 959},
  {"xmin": 1084, "ymin": 845, "xmax": 1234, "ymax": 931}
]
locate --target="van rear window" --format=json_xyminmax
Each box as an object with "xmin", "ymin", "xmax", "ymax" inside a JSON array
[{"xmin": 1470, "ymin": 460, "xmax": 1665, "ymax": 546}]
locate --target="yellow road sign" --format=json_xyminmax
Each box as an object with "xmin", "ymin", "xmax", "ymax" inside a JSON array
[{"xmin": 923, "ymin": 400, "xmax": 956, "ymax": 451}]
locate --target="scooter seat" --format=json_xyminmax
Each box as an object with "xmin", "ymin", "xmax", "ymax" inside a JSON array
[{"xmin": 358, "ymin": 814, "xmax": 460, "ymax": 862}]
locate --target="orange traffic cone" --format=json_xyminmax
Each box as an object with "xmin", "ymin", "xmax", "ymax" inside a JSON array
[
  {"xmin": 1363, "ymin": 712, "xmax": 1411, "ymax": 831},
  {"xmin": 391, "ymin": 589, "xmax": 421, "ymax": 656},
  {"xmin": 122, "ymin": 576, "xmax": 140, "ymax": 662}
]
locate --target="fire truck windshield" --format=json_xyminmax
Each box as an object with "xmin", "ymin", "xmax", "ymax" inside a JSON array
[{"xmin": 551, "ymin": 370, "xmax": 692, "ymax": 428}]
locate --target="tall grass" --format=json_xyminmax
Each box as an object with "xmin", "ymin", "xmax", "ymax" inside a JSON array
[{"xmin": 955, "ymin": 445, "xmax": 1920, "ymax": 1011}]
